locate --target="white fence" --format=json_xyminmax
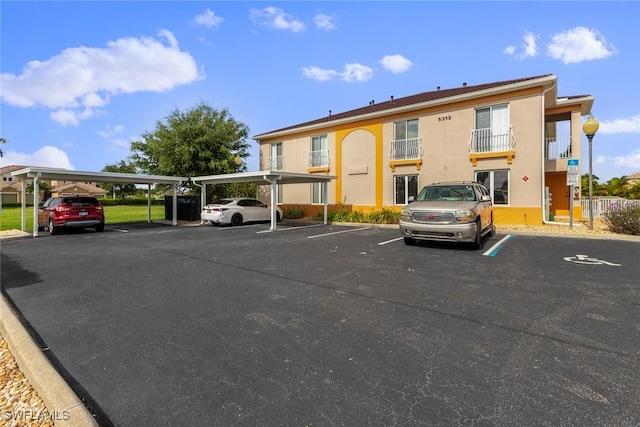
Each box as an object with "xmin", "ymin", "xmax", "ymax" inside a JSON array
[{"xmin": 581, "ymin": 197, "xmax": 640, "ymax": 218}]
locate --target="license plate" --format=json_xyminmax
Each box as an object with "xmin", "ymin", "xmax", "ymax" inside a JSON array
[
  {"xmin": 207, "ymin": 209, "xmax": 211, "ymax": 213},
  {"xmin": 79, "ymin": 211, "xmax": 88, "ymax": 216}
]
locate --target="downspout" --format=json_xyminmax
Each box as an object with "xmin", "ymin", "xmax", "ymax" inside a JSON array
[
  {"xmin": 541, "ymin": 85, "xmax": 568, "ymax": 226},
  {"xmin": 33, "ymin": 173, "xmax": 40, "ymax": 237}
]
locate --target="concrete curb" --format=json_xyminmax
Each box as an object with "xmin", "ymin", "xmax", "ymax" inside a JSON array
[{"xmin": 0, "ymin": 294, "xmax": 98, "ymax": 426}]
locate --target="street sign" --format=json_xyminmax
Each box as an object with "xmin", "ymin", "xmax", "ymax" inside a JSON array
[{"xmin": 567, "ymin": 158, "xmax": 579, "ymax": 186}]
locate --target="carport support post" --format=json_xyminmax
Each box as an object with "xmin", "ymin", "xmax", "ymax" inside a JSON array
[
  {"xmin": 323, "ymin": 181, "xmax": 328, "ymax": 225},
  {"xmin": 270, "ymin": 178, "xmax": 277, "ymax": 231},
  {"xmin": 20, "ymin": 177, "xmax": 26, "ymax": 232},
  {"xmin": 172, "ymin": 184, "xmax": 178, "ymax": 226},
  {"xmin": 32, "ymin": 174, "xmax": 40, "ymax": 237},
  {"xmin": 147, "ymin": 184, "xmax": 152, "ymax": 224}
]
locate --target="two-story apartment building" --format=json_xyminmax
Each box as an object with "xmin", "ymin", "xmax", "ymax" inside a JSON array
[{"xmin": 253, "ymin": 74, "xmax": 594, "ymax": 225}]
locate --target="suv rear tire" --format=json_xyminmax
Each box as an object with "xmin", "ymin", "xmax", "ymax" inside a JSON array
[{"xmin": 472, "ymin": 218, "xmax": 482, "ymax": 250}]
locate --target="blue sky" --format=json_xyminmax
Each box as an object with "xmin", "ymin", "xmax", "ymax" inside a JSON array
[{"xmin": 1, "ymin": 1, "xmax": 639, "ymax": 182}]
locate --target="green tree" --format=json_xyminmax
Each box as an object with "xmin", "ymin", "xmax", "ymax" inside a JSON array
[
  {"xmin": 102, "ymin": 160, "xmax": 139, "ymax": 199},
  {"xmin": 626, "ymin": 181, "xmax": 640, "ymax": 200},
  {"xmin": 26, "ymin": 181, "xmax": 51, "ymax": 200},
  {"xmin": 581, "ymin": 174, "xmax": 606, "ymax": 197},
  {"xmin": 130, "ymin": 102, "xmax": 250, "ymax": 197},
  {"xmin": 0, "ymin": 137, "xmax": 6, "ymax": 157},
  {"xmin": 604, "ymin": 176, "xmax": 629, "ymax": 198}
]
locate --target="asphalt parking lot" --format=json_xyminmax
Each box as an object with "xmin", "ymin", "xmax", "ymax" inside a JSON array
[{"xmin": 2, "ymin": 221, "xmax": 639, "ymax": 426}]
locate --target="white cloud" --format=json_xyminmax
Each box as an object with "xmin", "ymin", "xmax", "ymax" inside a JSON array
[
  {"xmin": 521, "ymin": 31, "xmax": 538, "ymax": 58},
  {"xmin": 302, "ymin": 66, "xmax": 338, "ymax": 82},
  {"xmin": 547, "ymin": 26, "xmax": 615, "ymax": 64},
  {"xmin": 503, "ymin": 31, "xmax": 538, "ymax": 59},
  {"xmin": 191, "ymin": 9, "xmax": 223, "ymax": 28},
  {"xmin": 303, "ymin": 63, "xmax": 373, "ymax": 82},
  {"xmin": 342, "ymin": 63, "xmax": 374, "ymax": 82},
  {"xmin": 98, "ymin": 125, "xmax": 129, "ymax": 151},
  {"xmin": 596, "ymin": 150, "xmax": 640, "ymax": 170},
  {"xmin": 597, "ymin": 115, "xmax": 640, "ymax": 134},
  {"xmin": 0, "ymin": 146, "xmax": 74, "ymax": 169},
  {"xmin": 314, "ymin": 13, "xmax": 335, "ymax": 31},
  {"xmin": 250, "ymin": 7, "xmax": 305, "ymax": 32},
  {"xmin": 503, "ymin": 45, "xmax": 516, "ymax": 55},
  {"xmin": 0, "ymin": 30, "xmax": 204, "ymax": 126},
  {"xmin": 380, "ymin": 55, "xmax": 413, "ymax": 74}
]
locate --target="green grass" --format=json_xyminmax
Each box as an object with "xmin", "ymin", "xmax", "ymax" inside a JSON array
[{"xmin": 0, "ymin": 205, "xmax": 166, "ymax": 232}]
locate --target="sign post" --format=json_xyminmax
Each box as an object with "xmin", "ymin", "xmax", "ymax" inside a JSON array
[{"xmin": 566, "ymin": 159, "xmax": 580, "ymax": 229}]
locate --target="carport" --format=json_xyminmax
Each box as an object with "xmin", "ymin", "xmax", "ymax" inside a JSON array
[
  {"xmin": 10, "ymin": 167, "xmax": 187, "ymax": 237},
  {"xmin": 191, "ymin": 171, "xmax": 337, "ymax": 231}
]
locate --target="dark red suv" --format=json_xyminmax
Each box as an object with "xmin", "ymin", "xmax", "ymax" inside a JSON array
[{"xmin": 38, "ymin": 196, "xmax": 105, "ymax": 235}]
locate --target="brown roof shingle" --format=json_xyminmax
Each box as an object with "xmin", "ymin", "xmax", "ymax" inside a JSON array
[{"xmin": 256, "ymin": 74, "xmax": 555, "ymax": 137}]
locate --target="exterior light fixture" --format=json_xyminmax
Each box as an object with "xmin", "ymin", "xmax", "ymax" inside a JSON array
[{"xmin": 582, "ymin": 114, "xmax": 599, "ymax": 230}]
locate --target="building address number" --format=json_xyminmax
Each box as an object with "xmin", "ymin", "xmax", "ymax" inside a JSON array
[{"xmin": 438, "ymin": 115, "xmax": 452, "ymax": 121}]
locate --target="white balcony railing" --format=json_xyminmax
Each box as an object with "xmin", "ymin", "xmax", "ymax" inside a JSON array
[
  {"xmin": 308, "ymin": 150, "xmax": 329, "ymax": 168},
  {"xmin": 266, "ymin": 156, "xmax": 284, "ymax": 171},
  {"xmin": 468, "ymin": 126, "xmax": 516, "ymax": 154},
  {"xmin": 390, "ymin": 137, "xmax": 423, "ymax": 161},
  {"xmin": 545, "ymin": 137, "xmax": 572, "ymax": 159}
]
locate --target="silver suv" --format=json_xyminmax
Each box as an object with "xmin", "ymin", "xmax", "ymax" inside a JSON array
[{"xmin": 399, "ymin": 181, "xmax": 495, "ymax": 249}]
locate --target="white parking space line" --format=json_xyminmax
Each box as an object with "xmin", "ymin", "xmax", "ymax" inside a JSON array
[
  {"xmin": 378, "ymin": 237, "xmax": 403, "ymax": 245},
  {"xmin": 106, "ymin": 227, "xmax": 129, "ymax": 233},
  {"xmin": 307, "ymin": 227, "xmax": 370, "ymax": 239},
  {"xmin": 483, "ymin": 235, "xmax": 513, "ymax": 257},
  {"xmin": 256, "ymin": 224, "xmax": 326, "ymax": 234}
]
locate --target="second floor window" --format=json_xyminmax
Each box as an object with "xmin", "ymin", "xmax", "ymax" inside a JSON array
[
  {"xmin": 392, "ymin": 119, "xmax": 420, "ymax": 160},
  {"xmin": 474, "ymin": 105, "xmax": 510, "ymax": 152},
  {"xmin": 310, "ymin": 135, "xmax": 328, "ymax": 167},
  {"xmin": 269, "ymin": 143, "xmax": 283, "ymax": 170}
]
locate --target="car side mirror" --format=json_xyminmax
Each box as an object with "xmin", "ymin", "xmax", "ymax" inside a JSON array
[
  {"xmin": 481, "ymin": 195, "xmax": 492, "ymax": 202},
  {"xmin": 408, "ymin": 196, "xmax": 415, "ymax": 202}
]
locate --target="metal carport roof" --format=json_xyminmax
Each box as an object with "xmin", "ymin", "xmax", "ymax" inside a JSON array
[
  {"xmin": 191, "ymin": 171, "xmax": 337, "ymax": 231},
  {"xmin": 10, "ymin": 167, "xmax": 188, "ymax": 237}
]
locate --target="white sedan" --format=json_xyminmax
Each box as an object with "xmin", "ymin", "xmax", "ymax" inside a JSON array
[{"xmin": 201, "ymin": 198, "xmax": 283, "ymax": 226}]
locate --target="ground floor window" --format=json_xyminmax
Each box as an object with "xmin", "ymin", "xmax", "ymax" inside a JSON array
[
  {"xmin": 394, "ymin": 175, "xmax": 418, "ymax": 205},
  {"xmin": 311, "ymin": 182, "xmax": 324, "ymax": 204},
  {"xmin": 475, "ymin": 170, "xmax": 509, "ymax": 205}
]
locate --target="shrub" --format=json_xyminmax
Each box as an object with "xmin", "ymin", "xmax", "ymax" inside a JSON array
[
  {"xmin": 603, "ymin": 202, "xmax": 640, "ymax": 235},
  {"xmin": 283, "ymin": 206, "xmax": 305, "ymax": 219},
  {"xmin": 314, "ymin": 207, "xmax": 400, "ymax": 224}
]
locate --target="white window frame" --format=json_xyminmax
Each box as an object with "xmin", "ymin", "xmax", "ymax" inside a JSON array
[
  {"xmin": 269, "ymin": 143, "xmax": 283, "ymax": 170},
  {"xmin": 311, "ymin": 182, "xmax": 324, "ymax": 204},
  {"xmin": 394, "ymin": 174, "xmax": 419, "ymax": 205},
  {"xmin": 475, "ymin": 169, "xmax": 510, "ymax": 205},
  {"xmin": 310, "ymin": 135, "xmax": 328, "ymax": 168}
]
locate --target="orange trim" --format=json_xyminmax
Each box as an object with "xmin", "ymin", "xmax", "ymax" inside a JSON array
[
  {"xmin": 307, "ymin": 166, "xmax": 330, "ymax": 174},
  {"xmin": 389, "ymin": 159, "xmax": 422, "ymax": 172},
  {"xmin": 469, "ymin": 150, "xmax": 516, "ymax": 166}
]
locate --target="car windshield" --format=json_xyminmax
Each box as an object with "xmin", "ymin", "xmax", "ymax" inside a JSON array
[{"xmin": 416, "ymin": 185, "xmax": 477, "ymax": 202}]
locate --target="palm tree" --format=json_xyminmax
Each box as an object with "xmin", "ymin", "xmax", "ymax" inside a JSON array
[
  {"xmin": 0, "ymin": 137, "xmax": 6, "ymax": 157},
  {"xmin": 581, "ymin": 174, "xmax": 605, "ymax": 197},
  {"xmin": 26, "ymin": 182, "xmax": 51, "ymax": 200},
  {"xmin": 605, "ymin": 176, "xmax": 629, "ymax": 198}
]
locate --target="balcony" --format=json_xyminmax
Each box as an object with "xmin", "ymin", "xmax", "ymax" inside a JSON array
[
  {"xmin": 468, "ymin": 126, "xmax": 516, "ymax": 166},
  {"xmin": 545, "ymin": 136, "xmax": 574, "ymax": 172},
  {"xmin": 266, "ymin": 156, "xmax": 284, "ymax": 171},
  {"xmin": 545, "ymin": 137, "xmax": 572, "ymax": 159},
  {"xmin": 307, "ymin": 150, "xmax": 330, "ymax": 173},
  {"xmin": 389, "ymin": 137, "xmax": 423, "ymax": 171}
]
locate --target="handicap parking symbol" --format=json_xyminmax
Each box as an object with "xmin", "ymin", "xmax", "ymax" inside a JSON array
[{"xmin": 563, "ymin": 254, "xmax": 621, "ymax": 266}]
